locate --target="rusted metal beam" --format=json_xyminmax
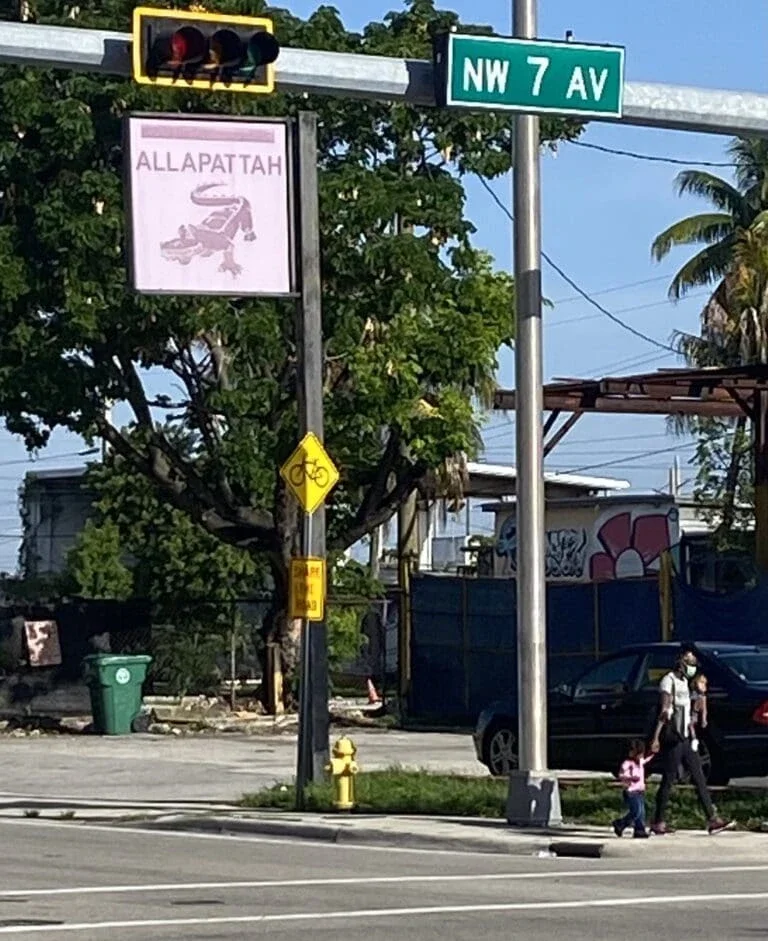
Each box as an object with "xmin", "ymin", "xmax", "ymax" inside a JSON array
[
  {"xmin": 494, "ymin": 389, "xmax": 744, "ymax": 417},
  {"xmin": 543, "ymin": 411, "xmax": 582, "ymax": 456},
  {"xmin": 599, "ymin": 380, "xmax": 741, "ymax": 402},
  {"xmin": 542, "ymin": 410, "xmax": 561, "ymax": 438},
  {"xmin": 726, "ymin": 387, "xmax": 756, "ymax": 420}
]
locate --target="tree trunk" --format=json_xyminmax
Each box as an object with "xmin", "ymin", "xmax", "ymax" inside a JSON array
[
  {"xmin": 718, "ymin": 413, "xmax": 747, "ymax": 540},
  {"xmin": 257, "ymin": 476, "xmax": 302, "ymax": 714}
]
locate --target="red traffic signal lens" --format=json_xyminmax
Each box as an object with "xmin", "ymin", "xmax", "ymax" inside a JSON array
[
  {"xmin": 208, "ymin": 28, "xmax": 245, "ymax": 70},
  {"xmin": 169, "ymin": 26, "xmax": 206, "ymax": 66},
  {"xmin": 246, "ymin": 30, "xmax": 279, "ymax": 68}
]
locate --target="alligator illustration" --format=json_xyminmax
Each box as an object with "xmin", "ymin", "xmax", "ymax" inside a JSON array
[{"xmin": 160, "ymin": 183, "xmax": 256, "ymax": 277}]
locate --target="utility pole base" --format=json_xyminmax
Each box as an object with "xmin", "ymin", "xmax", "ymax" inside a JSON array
[{"xmin": 505, "ymin": 771, "xmax": 563, "ymax": 828}]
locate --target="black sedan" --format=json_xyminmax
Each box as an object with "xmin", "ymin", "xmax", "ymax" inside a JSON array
[{"xmin": 473, "ymin": 641, "xmax": 768, "ymax": 785}]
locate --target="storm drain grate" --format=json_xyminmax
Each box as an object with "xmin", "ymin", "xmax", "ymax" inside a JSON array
[{"xmin": 170, "ymin": 899, "xmax": 224, "ymax": 907}]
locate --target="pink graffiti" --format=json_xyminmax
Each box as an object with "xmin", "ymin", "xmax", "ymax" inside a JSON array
[{"xmin": 589, "ymin": 510, "xmax": 675, "ymax": 581}]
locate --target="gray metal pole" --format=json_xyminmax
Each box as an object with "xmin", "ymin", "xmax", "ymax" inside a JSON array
[
  {"xmin": 507, "ymin": 0, "xmax": 561, "ymax": 827},
  {"xmin": 2, "ymin": 22, "xmax": 768, "ymax": 138},
  {"xmin": 294, "ymin": 111, "xmax": 330, "ymax": 807},
  {"xmin": 513, "ymin": 0, "xmax": 546, "ymax": 777}
]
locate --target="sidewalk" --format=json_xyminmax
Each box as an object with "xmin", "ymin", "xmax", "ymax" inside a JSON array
[
  {"xmin": 134, "ymin": 811, "xmax": 768, "ymax": 859},
  {"xmin": 6, "ymin": 796, "xmax": 763, "ymax": 860}
]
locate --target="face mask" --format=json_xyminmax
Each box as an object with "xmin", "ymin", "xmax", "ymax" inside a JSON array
[{"xmin": 684, "ymin": 664, "xmax": 697, "ymax": 679}]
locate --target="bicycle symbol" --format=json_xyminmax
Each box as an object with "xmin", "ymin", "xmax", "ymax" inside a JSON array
[{"xmin": 289, "ymin": 458, "xmax": 330, "ymax": 489}]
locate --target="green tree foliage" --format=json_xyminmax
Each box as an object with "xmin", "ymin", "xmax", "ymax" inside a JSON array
[
  {"xmin": 0, "ymin": 0, "xmax": 578, "ymax": 695},
  {"xmin": 63, "ymin": 454, "xmax": 266, "ymax": 694},
  {"xmin": 66, "ymin": 518, "xmax": 134, "ymax": 600},
  {"xmin": 64, "ymin": 454, "xmax": 385, "ymax": 694}
]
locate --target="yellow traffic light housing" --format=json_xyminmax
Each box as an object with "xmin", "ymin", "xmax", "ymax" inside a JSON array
[{"xmin": 131, "ymin": 7, "xmax": 279, "ymax": 95}]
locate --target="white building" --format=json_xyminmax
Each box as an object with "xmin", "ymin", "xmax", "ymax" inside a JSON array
[{"xmin": 366, "ymin": 461, "xmax": 631, "ymax": 581}]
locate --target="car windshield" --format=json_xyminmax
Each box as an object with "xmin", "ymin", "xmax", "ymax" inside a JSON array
[{"xmin": 711, "ymin": 650, "xmax": 768, "ymax": 684}]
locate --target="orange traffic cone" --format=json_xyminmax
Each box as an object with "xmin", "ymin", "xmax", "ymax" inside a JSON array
[{"xmin": 366, "ymin": 678, "xmax": 382, "ymax": 705}]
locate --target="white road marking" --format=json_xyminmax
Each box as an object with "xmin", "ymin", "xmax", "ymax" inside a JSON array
[
  {"xmin": 2, "ymin": 863, "xmax": 768, "ymax": 898},
  {"xmin": 2, "ymin": 891, "xmax": 768, "ymax": 933}
]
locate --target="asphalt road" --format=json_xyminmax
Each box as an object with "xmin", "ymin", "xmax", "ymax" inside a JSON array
[
  {"xmin": 0, "ymin": 730, "xmax": 481, "ymax": 803},
  {"xmin": 2, "ymin": 817, "xmax": 768, "ymax": 939}
]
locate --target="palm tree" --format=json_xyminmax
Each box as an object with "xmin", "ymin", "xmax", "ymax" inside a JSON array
[
  {"xmin": 652, "ymin": 138, "xmax": 768, "ymax": 302},
  {"xmin": 652, "ymin": 140, "xmax": 768, "ymax": 549}
]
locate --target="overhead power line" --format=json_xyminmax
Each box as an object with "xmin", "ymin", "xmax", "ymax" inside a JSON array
[
  {"xmin": 550, "ymin": 273, "xmax": 673, "ymax": 306},
  {"xmin": 483, "ymin": 427, "xmax": 690, "ymax": 446},
  {"xmin": 0, "ymin": 448, "xmax": 98, "ymax": 469},
  {"xmin": 475, "ymin": 175, "xmax": 679, "ymax": 354},
  {"xmin": 548, "ymin": 290, "xmax": 711, "ymax": 328},
  {"xmin": 559, "ymin": 443, "xmax": 697, "ymax": 475},
  {"xmin": 583, "ymin": 349, "xmax": 676, "ymax": 377},
  {"xmin": 569, "ymin": 139, "xmax": 736, "ymax": 168}
]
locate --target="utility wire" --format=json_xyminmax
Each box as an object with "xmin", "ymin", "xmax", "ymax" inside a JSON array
[
  {"xmin": 475, "ymin": 174, "xmax": 679, "ymax": 354},
  {"xmin": 548, "ymin": 290, "xmax": 711, "ymax": 328},
  {"xmin": 582, "ymin": 349, "xmax": 675, "ymax": 377},
  {"xmin": 569, "ymin": 139, "xmax": 735, "ymax": 169},
  {"xmin": 483, "ymin": 427, "xmax": 688, "ymax": 446},
  {"xmin": 550, "ymin": 273, "xmax": 673, "ymax": 306},
  {"xmin": 558, "ymin": 443, "xmax": 697, "ymax": 475},
  {"xmin": 0, "ymin": 448, "xmax": 98, "ymax": 469}
]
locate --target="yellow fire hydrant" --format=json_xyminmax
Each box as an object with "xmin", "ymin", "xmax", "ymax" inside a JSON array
[{"xmin": 326, "ymin": 736, "xmax": 359, "ymax": 811}]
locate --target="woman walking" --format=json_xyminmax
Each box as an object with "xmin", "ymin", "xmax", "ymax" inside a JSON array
[{"xmin": 649, "ymin": 647, "xmax": 734, "ymax": 836}]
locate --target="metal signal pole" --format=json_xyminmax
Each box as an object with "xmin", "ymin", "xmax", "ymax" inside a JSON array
[{"xmin": 506, "ymin": 0, "xmax": 562, "ymax": 827}]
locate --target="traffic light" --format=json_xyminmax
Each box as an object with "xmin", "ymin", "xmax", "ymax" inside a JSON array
[{"xmin": 131, "ymin": 7, "xmax": 279, "ymax": 95}]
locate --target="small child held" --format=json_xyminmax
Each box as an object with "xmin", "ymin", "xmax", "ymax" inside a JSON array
[
  {"xmin": 691, "ymin": 673, "xmax": 708, "ymax": 732},
  {"xmin": 612, "ymin": 738, "xmax": 653, "ymax": 839}
]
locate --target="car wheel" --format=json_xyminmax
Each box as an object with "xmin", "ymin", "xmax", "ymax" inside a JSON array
[{"xmin": 483, "ymin": 720, "xmax": 518, "ymax": 777}]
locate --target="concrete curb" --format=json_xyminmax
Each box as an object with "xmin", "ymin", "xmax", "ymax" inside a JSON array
[{"xmin": 130, "ymin": 813, "xmax": 609, "ymax": 858}]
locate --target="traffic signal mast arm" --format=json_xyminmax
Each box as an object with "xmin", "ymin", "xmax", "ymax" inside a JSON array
[{"xmin": 0, "ymin": 19, "xmax": 768, "ymax": 136}]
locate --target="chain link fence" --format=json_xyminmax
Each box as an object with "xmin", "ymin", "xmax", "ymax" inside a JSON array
[
  {"xmin": 0, "ymin": 591, "xmax": 400, "ymax": 705},
  {"xmin": 326, "ymin": 593, "xmax": 398, "ymax": 703}
]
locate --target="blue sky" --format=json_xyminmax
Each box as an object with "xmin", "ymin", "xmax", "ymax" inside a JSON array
[{"xmin": 0, "ymin": 0, "xmax": 765, "ymax": 569}]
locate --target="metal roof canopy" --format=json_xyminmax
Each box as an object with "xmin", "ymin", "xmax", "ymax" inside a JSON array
[
  {"xmin": 463, "ymin": 461, "xmax": 629, "ymax": 497},
  {"xmin": 494, "ymin": 364, "xmax": 768, "ymax": 420},
  {"xmin": 494, "ymin": 363, "xmax": 768, "ymax": 571}
]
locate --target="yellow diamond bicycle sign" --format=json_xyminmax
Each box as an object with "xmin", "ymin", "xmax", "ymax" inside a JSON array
[{"xmin": 280, "ymin": 432, "xmax": 339, "ymax": 514}]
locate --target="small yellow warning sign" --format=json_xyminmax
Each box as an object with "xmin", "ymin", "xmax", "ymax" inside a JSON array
[{"xmin": 289, "ymin": 556, "xmax": 326, "ymax": 622}]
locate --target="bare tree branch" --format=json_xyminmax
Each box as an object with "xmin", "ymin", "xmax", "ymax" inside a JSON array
[
  {"xmin": 353, "ymin": 428, "xmax": 400, "ymax": 525},
  {"xmin": 333, "ymin": 459, "xmax": 428, "ymax": 551},
  {"xmin": 96, "ymin": 420, "xmax": 277, "ymax": 552}
]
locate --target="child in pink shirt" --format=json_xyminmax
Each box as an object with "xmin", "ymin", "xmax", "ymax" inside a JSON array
[{"xmin": 612, "ymin": 739, "xmax": 653, "ymax": 839}]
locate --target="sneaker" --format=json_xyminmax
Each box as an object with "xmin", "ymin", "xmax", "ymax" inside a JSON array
[
  {"xmin": 650, "ymin": 822, "xmax": 675, "ymax": 835},
  {"xmin": 708, "ymin": 817, "xmax": 736, "ymax": 835},
  {"xmin": 612, "ymin": 819, "xmax": 625, "ymax": 838},
  {"xmin": 633, "ymin": 829, "xmax": 650, "ymax": 839}
]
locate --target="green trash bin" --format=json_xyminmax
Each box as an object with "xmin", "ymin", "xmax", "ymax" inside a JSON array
[{"xmin": 83, "ymin": 654, "xmax": 153, "ymax": 735}]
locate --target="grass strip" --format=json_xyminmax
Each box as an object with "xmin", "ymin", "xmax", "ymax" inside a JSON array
[{"xmin": 242, "ymin": 768, "xmax": 768, "ymax": 830}]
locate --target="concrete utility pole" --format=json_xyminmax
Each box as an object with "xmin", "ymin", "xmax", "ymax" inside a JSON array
[{"xmin": 506, "ymin": 0, "xmax": 561, "ymax": 828}]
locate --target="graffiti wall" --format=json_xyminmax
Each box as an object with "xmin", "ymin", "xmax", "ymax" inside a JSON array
[{"xmin": 494, "ymin": 499, "xmax": 680, "ymax": 582}]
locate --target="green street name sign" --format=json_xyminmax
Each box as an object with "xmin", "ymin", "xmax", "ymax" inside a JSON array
[{"xmin": 435, "ymin": 34, "xmax": 625, "ymax": 119}]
